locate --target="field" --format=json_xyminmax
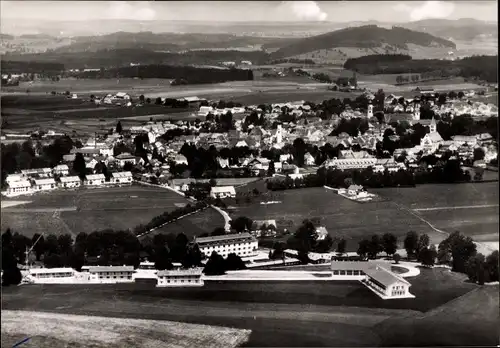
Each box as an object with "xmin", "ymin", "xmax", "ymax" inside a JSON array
[
  {"xmin": 228, "ymin": 187, "xmax": 439, "ymax": 250},
  {"xmin": 143, "ymin": 206, "xmax": 225, "ymax": 240},
  {"xmin": 2, "ymin": 268, "xmax": 496, "ymax": 347},
  {"xmin": 1, "ymin": 311, "xmax": 251, "ymax": 348},
  {"xmin": 1, "ymin": 185, "xmax": 191, "ymax": 237},
  {"xmin": 371, "ymin": 182, "xmax": 499, "ymax": 249},
  {"xmin": 229, "ymin": 183, "xmax": 499, "ymax": 251}
]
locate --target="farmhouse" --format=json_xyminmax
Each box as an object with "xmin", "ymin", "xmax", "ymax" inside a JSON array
[
  {"xmin": 33, "ymin": 178, "xmax": 56, "ymax": 191},
  {"xmin": 156, "ymin": 268, "xmax": 204, "ymax": 287},
  {"xmin": 195, "ymin": 233, "xmax": 258, "ymax": 259},
  {"xmin": 84, "ymin": 174, "xmax": 106, "ymax": 186},
  {"xmin": 210, "ymin": 186, "xmax": 236, "ymax": 199},
  {"xmin": 361, "ymin": 265, "xmax": 414, "ymax": 299},
  {"xmin": 52, "ymin": 164, "xmax": 69, "ymax": 176},
  {"xmin": 111, "ymin": 171, "xmax": 133, "ymax": 185},
  {"xmin": 71, "ymin": 148, "xmax": 100, "ymax": 158},
  {"xmin": 59, "ymin": 176, "xmax": 81, "ymax": 188},
  {"xmin": 87, "ymin": 266, "xmax": 134, "ymax": 283},
  {"xmin": 7, "ymin": 180, "xmax": 32, "ymax": 195}
]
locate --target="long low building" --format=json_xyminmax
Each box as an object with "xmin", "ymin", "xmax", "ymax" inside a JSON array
[
  {"xmin": 157, "ymin": 268, "xmax": 204, "ymax": 287},
  {"xmin": 86, "ymin": 266, "xmax": 135, "ymax": 283},
  {"xmin": 361, "ymin": 265, "xmax": 414, "ymax": 299},
  {"xmin": 111, "ymin": 171, "xmax": 133, "ymax": 185},
  {"xmin": 59, "ymin": 176, "xmax": 81, "ymax": 188},
  {"xmin": 195, "ymin": 233, "xmax": 258, "ymax": 259},
  {"xmin": 6, "ymin": 180, "xmax": 32, "ymax": 196}
]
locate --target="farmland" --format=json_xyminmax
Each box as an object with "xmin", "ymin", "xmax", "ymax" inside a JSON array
[
  {"xmin": 2, "ymin": 268, "xmax": 495, "ymax": 347},
  {"xmin": 0, "ymin": 186, "xmax": 192, "ymax": 237}
]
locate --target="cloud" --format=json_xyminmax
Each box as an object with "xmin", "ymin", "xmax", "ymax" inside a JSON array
[
  {"xmin": 108, "ymin": 1, "xmax": 156, "ymax": 21},
  {"xmin": 394, "ymin": 1, "xmax": 455, "ymax": 21},
  {"xmin": 283, "ymin": 1, "xmax": 327, "ymax": 21}
]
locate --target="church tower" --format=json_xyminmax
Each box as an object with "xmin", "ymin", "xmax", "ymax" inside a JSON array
[
  {"xmin": 413, "ymin": 103, "xmax": 420, "ymax": 121},
  {"xmin": 367, "ymin": 103, "xmax": 373, "ymax": 118},
  {"xmin": 430, "ymin": 116, "xmax": 437, "ymax": 133}
]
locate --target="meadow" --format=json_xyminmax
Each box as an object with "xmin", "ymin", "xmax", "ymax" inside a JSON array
[
  {"xmin": 1, "ymin": 186, "xmax": 191, "ymax": 237},
  {"xmin": 228, "ymin": 187, "xmax": 439, "ymax": 250},
  {"xmin": 2, "ymin": 268, "xmax": 495, "ymax": 347}
]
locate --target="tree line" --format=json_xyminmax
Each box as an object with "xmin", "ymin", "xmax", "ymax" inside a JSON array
[
  {"xmin": 73, "ymin": 65, "xmax": 254, "ymax": 84},
  {"xmin": 343, "ymin": 54, "xmax": 497, "ymax": 83}
]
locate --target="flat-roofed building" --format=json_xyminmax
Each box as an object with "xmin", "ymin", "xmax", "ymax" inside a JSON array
[
  {"xmin": 33, "ymin": 178, "xmax": 56, "ymax": 191},
  {"xmin": 84, "ymin": 174, "xmax": 106, "ymax": 186},
  {"xmin": 330, "ymin": 261, "xmax": 370, "ymax": 279},
  {"xmin": 361, "ymin": 265, "xmax": 414, "ymax": 299},
  {"xmin": 195, "ymin": 233, "xmax": 258, "ymax": 259},
  {"xmin": 156, "ymin": 268, "xmax": 204, "ymax": 287},
  {"xmin": 7, "ymin": 180, "xmax": 32, "ymax": 195},
  {"xmin": 111, "ymin": 171, "xmax": 133, "ymax": 185},
  {"xmin": 59, "ymin": 176, "xmax": 81, "ymax": 189},
  {"xmin": 87, "ymin": 266, "xmax": 135, "ymax": 283}
]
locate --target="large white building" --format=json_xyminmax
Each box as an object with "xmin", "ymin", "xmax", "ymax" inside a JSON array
[
  {"xmin": 59, "ymin": 176, "xmax": 81, "ymax": 189},
  {"xmin": 361, "ymin": 265, "xmax": 414, "ymax": 299},
  {"xmin": 111, "ymin": 171, "xmax": 133, "ymax": 185},
  {"xmin": 195, "ymin": 233, "xmax": 258, "ymax": 259},
  {"xmin": 86, "ymin": 266, "xmax": 135, "ymax": 283},
  {"xmin": 84, "ymin": 174, "xmax": 106, "ymax": 186},
  {"xmin": 6, "ymin": 180, "xmax": 32, "ymax": 196},
  {"xmin": 33, "ymin": 178, "xmax": 57, "ymax": 191},
  {"xmin": 52, "ymin": 164, "xmax": 70, "ymax": 176},
  {"xmin": 156, "ymin": 268, "xmax": 204, "ymax": 287},
  {"xmin": 210, "ymin": 186, "xmax": 236, "ymax": 199}
]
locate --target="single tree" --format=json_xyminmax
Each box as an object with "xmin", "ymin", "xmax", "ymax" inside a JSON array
[
  {"xmin": 404, "ymin": 231, "xmax": 419, "ymax": 259},
  {"xmin": 73, "ymin": 153, "xmax": 86, "ymax": 179},
  {"xmin": 382, "ymin": 233, "xmax": 398, "ymax": 256},
  {"xmin": 337, "ymin": 238, "xmax": 347, "ymax": 255},
  {"xmin": 393, "ymin": 253, "xmax": 401, "ymax": 264},
  {"xmin": 116, "ymin": 121, "xmax": 123, "ymax": 134},
  {"xmin": 225, "ymin": 253, "xmax": 246, "ymax": 271},
  {"xmin": 203, "ymin": 251, "xmax": 226, "ymax": 275}
]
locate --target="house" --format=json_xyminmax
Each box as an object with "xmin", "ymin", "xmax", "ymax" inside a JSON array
[
  {"xmin": 6, "ymin": 180, "xmax": 32, "ymax": 196},
  {"xmin": 6, "ymin": 173, "xmax": 25, "ymax": 184},
  {"xmin": 111, "ymin": 171, "xmax": 133, "ymax": 185},
  {"xmin": 347, "ymin": 185, "xmax": 364, "ymax": 195},
  {"xmin": 451, "ymin": 135, "xmax": 478, "ymax": 147},
  {"xmin": 315, "ymin": 227, "xmax": 328, "ymax": 241},
  {"xmin": 21, "ymin": 168, "xmax": 52, "ymax": 178},
  {"xmin": 156, "ymin": 268, "xmax": 204, "ymax": 287},
  {"xmin": 84, "ymin": 174, "xmax": 106, "ymax": 186},
  {"xmin": 303, "ymin": 152, "xmax": 316, "ymax": 166},
  {"xmin": 85, "ymin": 158, "xmax": 99, "ymax": 170},
  {"xmin": 59, "ymin": 176, "xmax": 81, "ymax": 189},
  {"xmin": 361, "ymin": 265, "xmax": 414, "ymax": 299},
  {"xmin": 173, "ymin": 154, "xmax": 188, "ymax": 166},
  {"xmin": 115, "ymin": 153, "xmax": 137, "ymax": 167},
  {"xmin": 71, "ymin": 148, "xmax": 100, "ymax": 158},
  {"xmin": 194, "ymin": 233, "xmax": 258, "ymax": 259},
  {"xmin": 33, "ymin": 178, "xmax": 56, "ymax": 191},
  {"xmin": 210, "ymin": 186, "xmax": 236, "ymax": 199},
  {"xmin": 52, "ymin": 164, "xmax": 69, "ymax": 176}
]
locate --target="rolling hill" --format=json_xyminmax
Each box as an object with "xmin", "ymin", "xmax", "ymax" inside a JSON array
[
  {"xmin": 403, "ymin": 18, "xmax": 498, "ymax": 41},
  {"xmin": 270, "ymin": 25, "xmax": 456, "ymax": 60}
]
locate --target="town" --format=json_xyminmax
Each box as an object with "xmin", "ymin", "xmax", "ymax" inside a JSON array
[{"xmin": 1, "ymin": 2, "xmax": 498, "ymax": 348}]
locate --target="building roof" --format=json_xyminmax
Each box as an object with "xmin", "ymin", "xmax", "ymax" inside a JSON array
[
  {"xmin": 347, "ymin": 185, "xmax": 363, "ymax": 191},
  {"xmin": 85, "ymin": 174, "xmax": 106, "ymax": 180},
  {"xmin": 111, "ymin": 171, "xmax": 133, "ymax": 178},
  {"xmin": 195, "ymin": 232, "xmax": 256, "ymax": 245},
  {"xmin": 364, "ymin": 266, "xmax": 410, "ymax": 287},
  {"xmin": 59, "ymin": 176, "xmax": 81, "ymax": 183},
  {"xmin": 72, "ymin": 148, "xmax": 100, "ymax": 154},
  {"xmin": 30, "ymin": 267, "xmax": 75, "ymax": 274},
  {"xmin": 330, "ymin": 261, "xmax": 372, "ymax": 271},
  {"xmin": 210, "ymin": 186, "xmax": 236, "ymax": 195},
  {"xmin": 33, "ymin": 178, "xmax": 56, "ymax": 185},
  {"xmin": 115, "ymin": 153, "xmax": 136, "ymax": 160},
  {"xmin": 157, "ymin": 268, "xmax": 203, "ymax": 276},
  {"xmin": 426, "ymin": 132, "xmax": 443, "ymax": 143},
  {"xmin": 88, "ymin": 266, "xmax": 134, "ymax": 273},
  {"xmin": 53, "ymin": 164, "xmax": 69, "ymax": 171},
  {"xmin": 8, "ymin": 180, "xmax": 31, "ymax": 188},
  {"xmin": 21, "ymin": 168, "xmax": 52, "ymax": 175}
]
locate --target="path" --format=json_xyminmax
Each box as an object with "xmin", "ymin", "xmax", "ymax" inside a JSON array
[
  {"xmin": 211, "ymin": 205, "xmax": 232, "ymax": 232},
  {"xmin": 413, "ymin": 204, "xmax": 499, "ymax": 212}
]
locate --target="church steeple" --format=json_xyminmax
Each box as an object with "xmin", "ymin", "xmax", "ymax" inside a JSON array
[{"xmin": 430, "ymin": 116, "xmax": 437, "ymax": 133}]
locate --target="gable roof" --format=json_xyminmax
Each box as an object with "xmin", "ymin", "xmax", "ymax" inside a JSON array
[{"xmin": 364, "ymin": 266, "xmax": 410, "ymax": 287}]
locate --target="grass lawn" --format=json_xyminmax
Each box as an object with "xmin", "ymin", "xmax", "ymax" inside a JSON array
[
  {"xmin": 371, "ymin": 183, "xmax": 499, "ymax": 244},
  {"xmin": 1, "ymin": 268, "xmax": 488, "ymax": 347},
  {"xmin": 143, "ymin": 207, "xmax": 225, "ymax": 239},
  {"xmin": 1, "ymin": 186, "xmax": 190, "ymax": 237},
  {"xmin": 228, "ymin": 187, "xmax": 438, "ymax": 251}
]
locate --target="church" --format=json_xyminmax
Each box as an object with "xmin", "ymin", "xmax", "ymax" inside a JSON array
[{"xmin": 419, "ymin": 117, "xmax": 443, "ymax": 153}]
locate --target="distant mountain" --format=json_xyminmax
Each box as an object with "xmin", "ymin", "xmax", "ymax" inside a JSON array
[
  {"xmin": 402, "ymin": 18, "xmax": 498, "ymax": 41},
  {"xmin": 270, "ymin": 25, "xmax": 456, "ymax": 59}
]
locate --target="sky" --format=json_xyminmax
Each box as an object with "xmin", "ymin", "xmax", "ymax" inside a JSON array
[{"xmin": 1, "ymin": 1, "xmax": 497, "ymax": 23}]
